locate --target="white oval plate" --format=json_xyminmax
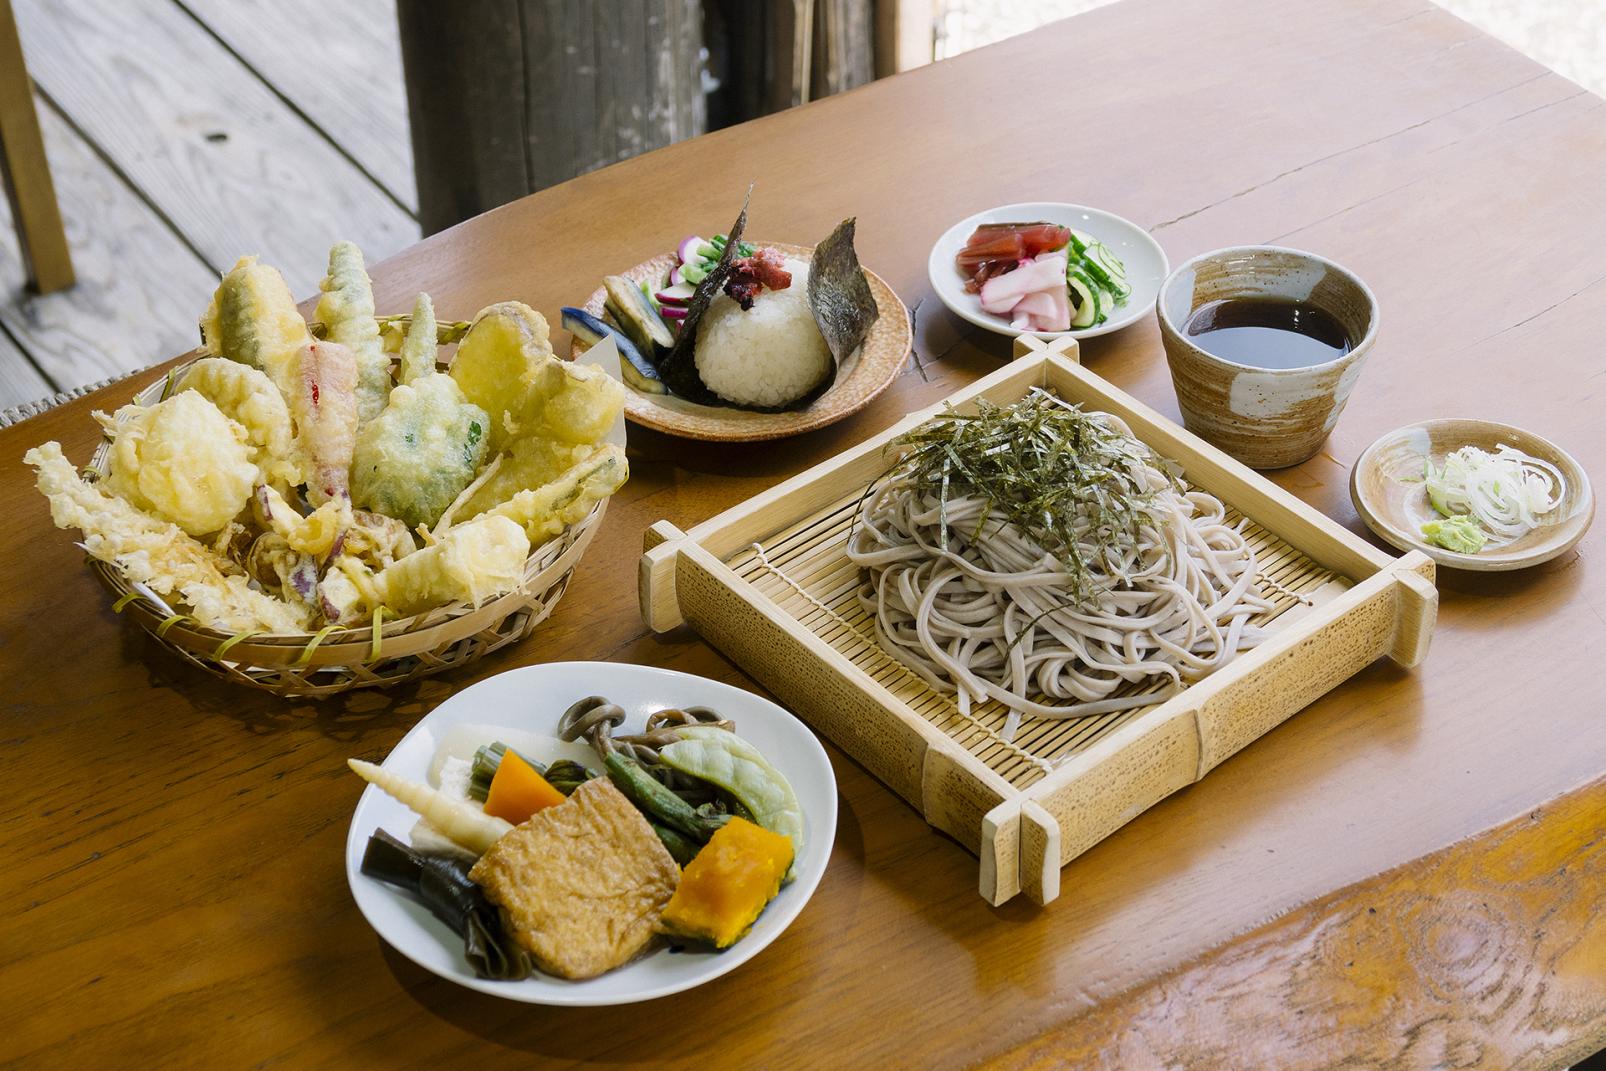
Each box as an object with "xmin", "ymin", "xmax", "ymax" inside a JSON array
[
  {"xmin": 927, "ymin": 202, "xmax": 1169, "ymax": 340},
  {"xmin": 345, "ymin": 662, "xmax": 837, "ymax": 1005}
]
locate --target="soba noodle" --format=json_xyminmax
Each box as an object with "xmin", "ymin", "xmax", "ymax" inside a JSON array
[{"xmin": 846, "ymin": 390, "xmax": 1271, "ymax": 741}]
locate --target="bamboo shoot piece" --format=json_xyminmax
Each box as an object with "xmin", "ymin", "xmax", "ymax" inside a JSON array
[{"xmin": 348, "ymin": 758, "xmax": 512, "ymax": 854}]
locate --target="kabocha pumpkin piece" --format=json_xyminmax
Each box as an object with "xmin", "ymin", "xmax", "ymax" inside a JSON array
[
  {"xmin": 469, "ymin": 777, "xmax": 682, "ymax": 980},
  {"xmin": 100, "ymin": 391, "xmax": 259, "ymax": 538},
  {"xmin": 351, "ymin": 294, "xmax": 492, "ymax": 528},
  {"xmin": 314, "ymin": 241, "xmax": 391, "ymax": 424},
  {"xmin": 658, "ymin": 816, "xmax": 795, "ymax": 949}
]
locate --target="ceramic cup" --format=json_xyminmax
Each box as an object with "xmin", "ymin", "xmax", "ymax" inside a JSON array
[{"xmin": 1156, "ymin": 246, "xmax": 1379, "ymax": 469}]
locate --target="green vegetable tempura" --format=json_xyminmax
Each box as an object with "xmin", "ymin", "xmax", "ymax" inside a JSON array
[{"xmin": 1421, "ymin": 514, "xmax": 1487, "ymax": 554}]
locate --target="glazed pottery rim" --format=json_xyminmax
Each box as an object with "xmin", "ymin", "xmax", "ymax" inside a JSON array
[
  {"xmin": 1349, "ymin": 416, "xmax": 1595, "ymax": 571},
  {"xmin": 1157, "ymin": 244, "xmax": 1380, "ymax": 375}
]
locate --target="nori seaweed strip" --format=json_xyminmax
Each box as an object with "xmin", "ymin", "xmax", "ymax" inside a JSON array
[
  {"xmin": 361, "ymin": 829, "xmax": 532, "ymax": 981},
  {"xmin": 807, "ymin": 217, "xmax": 880, "ymax": 377},
  {"xmin": 657, "ymin": 187, "xmax": 752, "ymax": 405}
]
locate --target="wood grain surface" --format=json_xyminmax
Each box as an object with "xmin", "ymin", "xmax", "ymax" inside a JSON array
[
  {"xmin": 11, "ymin": 0, "xmax": 418, "ymax": 296},
  {"xmin": 1, "ymin": 0, "xmax": 1603, "ymax": 1067},
  {"xmin": 0, "ymin": 98, "xmax": 217, "ymax": 390},
  {"xmin": 984, "ymin": 775, "xmax": 1606, "ymax": 1070},
  {"xmin": 0, "ymin": 305, "xmax": 47, "ymax": 403},
  {"xmin": 178, "ymin": 0, "xmax": 418, "ymax": 214},
  {"xmin": 0, "ymin": 0, "xmax": 72, "ymax": 293}
]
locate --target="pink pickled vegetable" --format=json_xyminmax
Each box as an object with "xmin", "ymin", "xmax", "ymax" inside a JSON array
[{"xmin": 979, "ymin": 253, "xmax": 1067, "ymax": 313}]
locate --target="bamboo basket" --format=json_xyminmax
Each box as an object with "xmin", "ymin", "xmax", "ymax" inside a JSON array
[
  {"xmin": 82, "ymin": 362, "xmax": 607, "ymax": 699},
  {"xmin": 640, "ymin": 335, "xmax": 1438, "ymax": 905}
]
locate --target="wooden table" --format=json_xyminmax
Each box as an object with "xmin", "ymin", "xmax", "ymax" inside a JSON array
[{"xmin": 3, "ymin": 0, "xmax": 1603, "ymax": 1066}]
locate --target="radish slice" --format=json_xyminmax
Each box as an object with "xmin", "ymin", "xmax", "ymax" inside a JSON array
[
  {"xmin": 980, "ymin": 253, "xmax": 1067, "ymax": 311},
  {"xmin": 1011, "ymin": 292, "xmax": 1056, "ymax": 321},
  {"xmin": 1042, "ymin": 285, "xmax": 1071, "ymax": 331},
  {"xmin": 668, "ymin": 264, "xmax": 683, "ymax": 287},
  {"xmin": 677, "ymin": 236, "xmax": 705, "ymax": 265},
  {"xmin": 655, "ymin": 282, "xmax": 696, "ymax": 306},
  {"xmin": 660, "ymin": 305, "xmax": 689, "ymax": 321}
]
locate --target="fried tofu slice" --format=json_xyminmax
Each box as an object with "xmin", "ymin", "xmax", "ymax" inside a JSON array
[{"xmin": 468, "ymin": 778, "xmax": 680, "ymax": 980}]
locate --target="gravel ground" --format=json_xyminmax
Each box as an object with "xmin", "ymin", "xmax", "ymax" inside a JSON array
[{"xmin": 938, "ymin": 0, "xmax": 1606, "ymax": 97}]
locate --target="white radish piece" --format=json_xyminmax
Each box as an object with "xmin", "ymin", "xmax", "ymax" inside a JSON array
[
  {"xmin": 979, "ymin": 254, "xmax": 1067, "ymax": 312},
  {"xmin": 347, "ymin": 758, "xmax": 512, "ymax": 854},
  {"xmin": 1043, "ymin": 285, "xmax": 1072, "ymax": 331}
]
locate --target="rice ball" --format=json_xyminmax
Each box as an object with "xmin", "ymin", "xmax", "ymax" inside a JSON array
[{"xmin": 694, "ymin": 258, "xmax": 831, "ymax": 409}]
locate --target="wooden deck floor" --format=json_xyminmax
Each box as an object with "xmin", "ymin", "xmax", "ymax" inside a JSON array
[{"xmin": 0, "ymin": 0, "xmax": 419, "ymax": 411}]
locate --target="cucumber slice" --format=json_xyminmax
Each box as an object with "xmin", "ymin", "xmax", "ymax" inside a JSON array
[
  {"xmin": 1066, "ymin": 267, "xmax": 1100, "ymax": 329},
  {"xmin": 1094, "ymin": 286, "xmax": 1118, "ymax": 325},
  {"xmin": 1069, "ymin": 229, "xmax": 1096, "ymax": 256},
  {"xmin": 712, "ymin": 234, "xmax": 756, "ymax": 258},
  {"xmin": 1083, "ymin": 241, "xmax": 1130, "ymax": 300},
  {"xmin": 682, "ymin": 263, "xmax": 708, "ymax": 286}
]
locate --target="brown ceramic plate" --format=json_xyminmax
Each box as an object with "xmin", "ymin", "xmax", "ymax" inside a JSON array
[
  {"xmin": 1350, "ymin": 418, "xmax": 1593, "ymax": 571},
  {"xmin": 572, "ymin": 242, "xmax": 912, "ymax": 442}
]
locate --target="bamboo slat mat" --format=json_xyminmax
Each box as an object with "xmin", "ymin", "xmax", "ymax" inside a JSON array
[{"xmin": 727, "ymin": 487, "xmax": 1350, "ymax": 790}]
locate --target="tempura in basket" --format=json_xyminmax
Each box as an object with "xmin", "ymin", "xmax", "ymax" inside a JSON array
[{"xmin": 24, "ymin": 241, "xmax": 629, "ymax": 638}]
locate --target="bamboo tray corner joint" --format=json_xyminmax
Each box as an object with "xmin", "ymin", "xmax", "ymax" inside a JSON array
[{"xmin": 639, "ymin": 347, "xmax": 1439, "ymax": 905}]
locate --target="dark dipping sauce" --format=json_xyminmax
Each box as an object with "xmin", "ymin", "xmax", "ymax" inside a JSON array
[{"xmin": 1183, "ymin": 297, "xmax": 1352, "ymax": 369}]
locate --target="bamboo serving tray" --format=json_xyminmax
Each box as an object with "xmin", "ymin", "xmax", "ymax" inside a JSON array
[{"xmin": 639, "ymin": 335, "xmax": 1438, "ymax": 905}]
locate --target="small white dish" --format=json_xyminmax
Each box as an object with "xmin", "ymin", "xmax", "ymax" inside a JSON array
[
  {"xmin": 345, "ymin": 661, "xmax": 837, "ymax": 1005},
  {"xmin": 927, "ymin": 202, "xmax": 1168, "ymax": 340}
]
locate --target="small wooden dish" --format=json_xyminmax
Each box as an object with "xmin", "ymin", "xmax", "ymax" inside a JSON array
[
  {"xmin": 573, "ymin": 241, "xmax": 912, "ymax": 442},
  {"xmin": 1351, "ymin": 418, "xmax": 1593, "ymax": 572}
]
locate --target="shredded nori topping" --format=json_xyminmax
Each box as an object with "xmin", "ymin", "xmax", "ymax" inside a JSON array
[{"xmin": 885, "ymin": 389, "xmax": 1181, "ymax": 605}]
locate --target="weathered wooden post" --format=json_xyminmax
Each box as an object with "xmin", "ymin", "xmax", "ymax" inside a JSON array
[{"xmin": 397, "ymin": 0, "xmax": 704, "ymax": 234}]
